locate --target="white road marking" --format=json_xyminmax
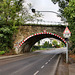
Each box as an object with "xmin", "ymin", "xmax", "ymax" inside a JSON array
[
  {"xmin": 50, "ymin": 58, "xmax": 52, "ymax": 59},
  {"xmin": 34, "ymin": 54, "xmax": 56, "ymax": 75},
  {"xmin": 34, "ymin": 71, "xmax": 39, "ymax": 75},
  {"xmin": 45, "ymin": 62, "xmax": 48, "ymax": 64},
  {"xmin": 41, "ymin": 65, "xmax": 45, "ymax": 69},
  {"xmin": 52, "ymin": 54, "xmax": 56, "ymax": 59},
  {"xmin": 50, "ymin": 54, "xmax": 56, "ymax": 60},
  {"xmin": 48, "ymin": 60, "xmax": 50, "ymax": 62},
  {"xmin": 45, "ymin": 55, "xmax": 56, "ymax": 65}
]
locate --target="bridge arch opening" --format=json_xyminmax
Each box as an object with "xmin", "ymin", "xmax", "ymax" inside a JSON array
[{"xmin": 17, "ymin": 32, "xmax": 66, "ymax": 53}]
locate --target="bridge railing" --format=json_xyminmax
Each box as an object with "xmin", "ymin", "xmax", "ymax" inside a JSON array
[{"xmin": 25, "ymin": 21, "xmax": 66, "ymax": 26}]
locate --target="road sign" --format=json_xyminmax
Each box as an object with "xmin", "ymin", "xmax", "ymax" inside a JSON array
[
  {"xmin": 63, "ymin": 27, "xmax": 71, "ymax": 63},
  {"xmin": 43, "ymin": 29, "xmax": 46, "ymax": 33},
  {"xmin": 63, "ymin": 27, "xmax": 71, "ymax": 38}
]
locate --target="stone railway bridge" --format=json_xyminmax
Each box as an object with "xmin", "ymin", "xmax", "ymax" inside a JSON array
[{"xmin": 13, "ymin": 24, "xmax": 66, "ymax": 54}]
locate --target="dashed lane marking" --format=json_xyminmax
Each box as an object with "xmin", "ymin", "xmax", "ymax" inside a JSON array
[
  {"xmin": 33, "ymin": 54, "xmax": 56, "ymax": 75},
  {"xmin": 33, "ymin": 71, "xmax": 39, "ymax": 75},
  {"xmin": 45, "ymin": 62, "xmax": 48, "ymax": 64},
  {"xmin": 50, "ymin": 58, "xmax": 52, "ymax": 59},
  {"xmin": 41, "ymin": 65, "xmax": 44, "ymax": 69},
  {"xmin": 48, "ymin": 60, "xmax": 50, "ymax": 62},
  {"xmin": 51, "ymin": 54, "xmax": 56, "ymax": 59}
]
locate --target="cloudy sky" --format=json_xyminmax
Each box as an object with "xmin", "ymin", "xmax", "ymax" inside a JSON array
[{"xmin": 25, "ymin": 0, "xmax": 62, "ymax": 24}]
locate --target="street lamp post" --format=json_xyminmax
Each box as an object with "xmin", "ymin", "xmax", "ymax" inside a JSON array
[
  {"xmin": 31, "ymin": 9, "xmax": 61, "ymax": 16},
  {"xmin": 31, "ymin": 8, "xmax": 66, "ymax": 25}
]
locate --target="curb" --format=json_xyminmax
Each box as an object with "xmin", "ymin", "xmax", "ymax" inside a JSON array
[
  {"xmin": 54, "ymin": 54, "xmax": 61, "ymax": 75},
  {"xmin": 0, "ymin": 54, "xmax": 24, "ymax": 60},
  {"xmin": 0, "ymin": 52, "xmax": 40, "ymax": 60}
]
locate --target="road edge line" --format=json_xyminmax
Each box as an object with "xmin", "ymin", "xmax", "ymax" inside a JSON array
[{"xmin": 54, "ymin": 54, "xmax": 61, "ymax": 75}]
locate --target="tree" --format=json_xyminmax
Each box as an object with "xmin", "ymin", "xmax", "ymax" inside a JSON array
[
  {"xmin": 0, "ymin": 0, "xmax": 36, "ymax": 26},
  {"xmin": 52, "ymin": 40, "xmax": 58, "ymax": 46},
  {"xmin": 60, "ymin": 42, "xmax": 65, "ymax": 47},
  {"xmin": 38, "ymin": 41, "xmax": 40, "ymax": 46},
  {"xmin": 0, "ymin": 0, "xmax": 35, "ymax": 52},
  {"xmin": 49, "ymin": 44, "xmax": 52, "ymax": 48},
  {"xmin": 64, "ymin": 0, "xmax": 75, "ymax": 51},
  {"xmin": 43, "ymin": 41, "xmax": 49, "ymax": 48},
  {"xmin": 0, "ymin": 0, "xmax": 3, "ymax": 2},
  {"xmin": 0, "ymin": 0, "xmax": 24, "ymax": 51},
  {"xmin": 0, "ymin": 0, "xmax": 42, "ymax": 52},
  {"xmin": 0, "ymin": 0, "xmax": 23, "ymax": 26},
  {"xmin": 51, "ymin": 0, "xmax": 75, "ymax": 52}
]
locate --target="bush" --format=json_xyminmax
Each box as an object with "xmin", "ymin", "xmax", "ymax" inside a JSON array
[
  {"xmin": 56, "ymin": 45, "xmax": 60, "ymax": 48},
  {"xmin": 70, "ymin": 48, "xmax": 75, "ymax": 54},
  {"xmin": 49, "ymin": 44, "xmax": 52, "ymax": 48},
  {"xmin": 60, "ymin": 42, "xmax": 65, "ymax": 47},
  {"xmin": 52, "ymin": 40, "xmax": 58, "ymax": 46},
  {"xmin": 5, "ymin": 49, "xmax": 10, "ymax": 53},
  {"xmin": 0, "ymin": 51, "xmax": 5, "ymax": 55},
  {"xmin": 32, "ymin": 46, "xmax": 41, "ymax": 51}
]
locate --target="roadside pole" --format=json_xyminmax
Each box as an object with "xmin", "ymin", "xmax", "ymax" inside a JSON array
[
  {"xmin": 66, "ymin": 42, "xmax": 68, "ymax": 63},
  {"xmin": 63, "ymin": 26, "xmax": 71, "ymax": 63}
]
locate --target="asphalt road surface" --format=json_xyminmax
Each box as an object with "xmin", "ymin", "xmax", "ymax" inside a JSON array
[{"xmin": 0, "ymin": 48, "xmax": 66, "ymax": 75}]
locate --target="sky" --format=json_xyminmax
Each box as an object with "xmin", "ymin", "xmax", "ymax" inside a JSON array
[{"xmin": 25, "ymin": 0, "xmax": 63, "ymax": 24}]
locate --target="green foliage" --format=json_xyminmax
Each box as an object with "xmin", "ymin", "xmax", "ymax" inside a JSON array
[
  {"xmin": 38, "ymin": 41, "xmax": 40, "ymax": 46},
  {"xmin": 0, "ymin": 0, "xmax": 35, "ymax": 51},
  {"xmin": 52, "ymin": 40, "xmax": 58, "ymax": 46},
  {"xmin": 49, "ymin": 44, "xmax": 52, "ymax": 48},
  {"xmin": 60, "ymin": 42, "xmax": 65, "ymax": 47},
  {"xmin": 52, "ymin": 40, "xmax": 61, "ymax": 48},
  {"xmin": 42, "ymin": 41, "xmax": 52, "ymax": 48},
  {"xmin": 0, "ymin": 51, "xmax": 5, "ymax": 55},
  {"xmin": 0, "ymin": 0, "xmax": 23, "ymax": 26},
  {"xmin": 0, "ymin": 26, "xmax": 13, "ymax": 51},
  {"xmin": 32, "ymin": 42, "xmax": 52, "ymax": 51},
  {"xmin": 0, "ymin": 0, "xmax": 42, "ymax": 53},
  {"xmin": 5, "ymin": 49, "xmax": 10, "ymax": 53},
  {"xmin": 31, "ymin": 46, "xmax": 41, "ymax": 51},
  {"xmin": 51, "ymin": 0, "xmax": 75, "ymax": 52},
  {"xmin": 43, "ymin": 41, "xmax": 49, "ymax": 48},
  {"xmin": 64, "ymin": 0, "xmax": 75, "ymax": 52},
  {"xmin": 56, "ymin": 45, "xmax": 60, "ymax": 48},
  {"xmin": 39, "ymin": 48, "xmax": 47, "ymax": 50}
]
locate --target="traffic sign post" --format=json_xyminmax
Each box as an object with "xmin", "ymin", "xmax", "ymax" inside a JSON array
[
  {"xmin": 63, "ymin": 27, "xmax": 71, "ymax": 63},
  {"xmin": 66, "ymin": 42, "xmax": 68, "ymax": 63}
]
